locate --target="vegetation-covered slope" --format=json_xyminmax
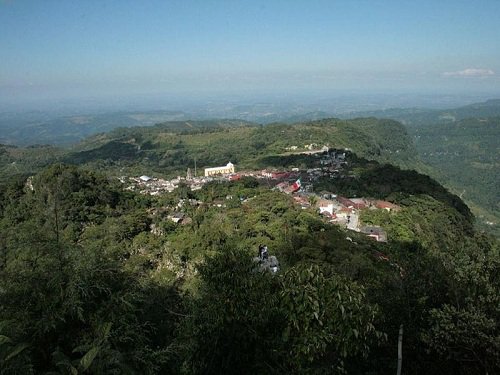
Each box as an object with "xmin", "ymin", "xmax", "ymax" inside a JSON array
[
  {"xmin": 411, "ymin": 117, "xmax": 500, "ymax": 234},
  {"xmin": 0, "ymin": 144, "xmax": 65, "ymax": 183},
  {"xmin": 0, "ymin": 155, "xmax": 497, "ymax": 374},
  {"xmin": 65, "ymin": 117, "xmax": 419, "ymax": 176},
  {"xmin": 1, "ymin": 117, "xmax": 418, "ymax": 181},
  {"xmin": 3, "ymin": 113, "xmax": 497, "ymax": 236},
  {"xmin": 337, "ymin": 100, "xmax": 500, "ymax": 235}
]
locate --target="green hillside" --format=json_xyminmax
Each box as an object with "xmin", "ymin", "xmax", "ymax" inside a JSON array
[
  {"xmin": 337, "ymin": 100, "xmax": 500, "ymax": 235},
  {"xmin": 411, "ymin": 117, "xmax": 500, "ymax": 233},
  {"xmin": 0, "ymin": 144, "xmax": 65, "ymax": 183},
  {"xmin": 64, "ymin": 117, "xmax": 419, "ymax": 177}
]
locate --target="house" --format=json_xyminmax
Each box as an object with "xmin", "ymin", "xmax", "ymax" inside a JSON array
[
  {"xmin": 318, "ymin": 199, "xmax": 335, "ymax": 215},
  {"xmin": 334, "ymin": 210, "xmax": 349, "ymax": 224},
  {"xmin": 360, "ymin": 226, "xmax": 387, "ymax": 242},
  {"xmin": 305, "ymin": 143, "xmax": 318, "ymax": 150},
  {"xmin": 293, "ymin": 195, "xmax": 310, "ymax": 207},
  {"xmin": 262, "ymin": 170, "xmax": 290, "ymax": 179},
  {"xmin": 320, "ymin": 192, "xmax": 337, "ymax": 200},
  {"xmin": 320, "ymin": 210, "xmax": 337, "ymax": 223},
  {"xmin": 211, "ymin": 199, "xmax": 226, "ymax": 207},
  {"xmin": 275, "ymin": 182, "xmax": 289, "ymax": 192},
  {"xmin": 139, "ymin": 175, "xmax": 152, "ymax": 182},
  {"xmin": 272, "ymin": 171, "xmax": 290, "ymax": 179},
  {"xmin": 375, "ymin": 200, "xmax": 401, "ymax": 212},
  {"xmin": 349, "ymin": 198, "xmax": 368, "ymax": 210},
  {"xmin": 337, "ymin": 196, "xmax": 355, "ymax": 208}
]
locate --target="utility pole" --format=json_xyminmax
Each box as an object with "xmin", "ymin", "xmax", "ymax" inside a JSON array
[
  {"xmin": 397, "ymin": 324, "xmax": 403, "ymax": 375},
  {"xmin": 194, "ymin": 157, "xmax": 197, "ymax": 177}
]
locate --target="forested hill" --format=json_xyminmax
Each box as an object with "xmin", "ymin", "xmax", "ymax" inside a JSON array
[
  {"xmin": 64, "ymin": 117, "xmax": 419, "ymax": 176},
  {"xmin": 0, "ymin": 117, "xmax": 417, "ymax": 186},
  {"xmin": 412, "ymin": 117, "xmax": 500, "ymax": 233},
  {"xmin": 341, "ymin": 99, "xmax": 500, "ymax": 127},
  {"xmin": 335, "ymin": 100, "xmax": 500, "ymax": 235}
]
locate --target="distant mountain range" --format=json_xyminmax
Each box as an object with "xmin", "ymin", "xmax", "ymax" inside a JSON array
[
  {"xmin": 340, "ymin": 99, "xmax": 500, "ymax": 126},
  {"xmin": 1, "ymin": 99, "xmax": 499, "ymax": 147},
  {"xmin": 0, "ymin": 111, "xmax": 187, "ymax": 146}
]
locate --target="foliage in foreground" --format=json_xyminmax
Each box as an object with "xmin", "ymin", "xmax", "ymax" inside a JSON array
[{"xmin": 0, "ymin": 164, "xmax": 498, "ymax": 374}]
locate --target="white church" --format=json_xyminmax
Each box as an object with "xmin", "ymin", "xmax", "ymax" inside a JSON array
[{"xmin": 204, "ymin": 162, "xmax": 235, "ymax": 177}]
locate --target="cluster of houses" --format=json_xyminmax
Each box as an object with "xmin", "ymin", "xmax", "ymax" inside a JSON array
[
  {"xmin": 287, "ymin": 192, "xmax": 398, "ymax": 242},
  {"xmin": 285, "ymin": 144, "xmax": 329, "ymax": 152},
  {"xmin": 123, "ymin": 161, "xmax": 261, "ymax": 195},
  {"xmin": 122, "ymin": 149, "xmax": 399, "ymax": 242},
  {"xmin": 121, "ymin": 175, "xmax": 205, "ymax": 195}
]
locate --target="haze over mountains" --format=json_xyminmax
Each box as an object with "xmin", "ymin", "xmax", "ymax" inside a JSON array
[{"xmin": 1, "ymin": 96, "xmax": 500, "ymax": 146}]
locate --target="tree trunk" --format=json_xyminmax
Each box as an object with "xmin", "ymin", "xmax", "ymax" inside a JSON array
[{"xmin": 397, "ymin": 324, "xmax": 403, "ymax": 375}]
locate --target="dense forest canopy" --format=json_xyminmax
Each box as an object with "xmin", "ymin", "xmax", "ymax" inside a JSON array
[{"xmin": 411, "ymin": 117, "xmax": 500, "ymax": 233}]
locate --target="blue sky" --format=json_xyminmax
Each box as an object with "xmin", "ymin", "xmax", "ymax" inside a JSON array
[{"xmin": 1, "ymin": 0, "xmax": 500, "ymax": 106}]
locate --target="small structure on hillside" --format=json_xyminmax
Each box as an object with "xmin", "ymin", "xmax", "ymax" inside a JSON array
[
  {"xmin": 337, "ymin": 196, "xmax": 355, "ymax": 208},
  {"xmin": 349, "ymin": 198, "xmax": 368, "ymax": 210},
  {"xmin": 318, "ymin": 199, "xmax": 335, "ymax": 215},
  {"xmin": 360, "ymin": 226, "xmax": 387, "ymax": 242},
  {"xmin": 169, "ymin": 212, "xmax": 185, "ymax": 224},
  {"xmin": 374, "ymin": 200, "xmax": 401, "ymax": 212}
]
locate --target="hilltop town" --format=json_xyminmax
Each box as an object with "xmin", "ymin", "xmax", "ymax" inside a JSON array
[{"xmin": 122, "ymin": 148, "xmax": 400, "ymax": 242}]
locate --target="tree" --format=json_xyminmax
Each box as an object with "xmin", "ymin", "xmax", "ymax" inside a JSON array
[
  {"xmin": 308, "ymin": 194, "xmax": 318, "ymax": 207},
  {"xmin": 280, "ymin": 264, "xmax": 383, "ymax": 373},
  {"xmin": 179, "ymin": 246, "xmax": 283, "ymax": 375}
]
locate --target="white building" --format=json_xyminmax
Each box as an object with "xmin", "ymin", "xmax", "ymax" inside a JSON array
[
  {"xmin": 318, "ymin": 199, "xmax": 335, "ymax": 215},
  {"xmin": 204, "ymin": 162, "xmax": 235, "ymax": 177}
]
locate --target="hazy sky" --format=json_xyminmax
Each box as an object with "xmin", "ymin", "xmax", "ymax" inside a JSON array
[{"xmin": 1, "ymin": 0, "xmax": 500, "ymax": 107}]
